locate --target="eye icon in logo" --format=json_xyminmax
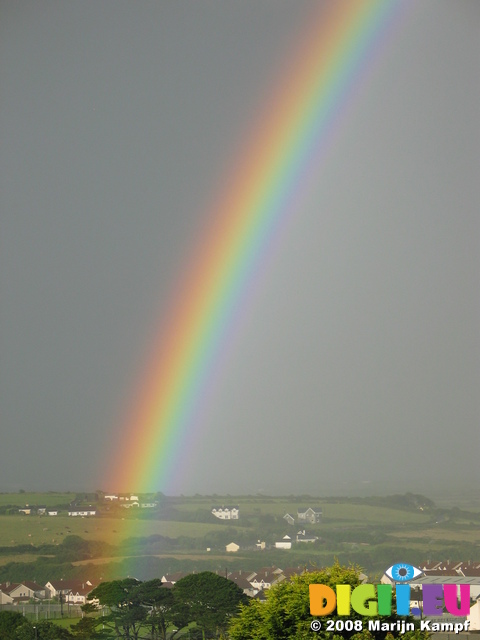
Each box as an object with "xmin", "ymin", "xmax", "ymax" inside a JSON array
[{"xmin": 385, "ymin": 563, "xmax": 422, "ymax": 582}]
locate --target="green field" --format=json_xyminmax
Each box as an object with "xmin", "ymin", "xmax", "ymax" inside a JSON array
[
  {"xmin": 0, "ymin": 492, "xmax": 76, "ymax": 507},
  {"xmin": 0, "ymin": 491, "xmax": 478, "ymax": 581},
  {"xmin": 174, "ymin": 497, "xmax": 431, "ymax": 524},
  {"xmin": 0, "ymin": 514, "xmax": 233, "ymax": 547}
]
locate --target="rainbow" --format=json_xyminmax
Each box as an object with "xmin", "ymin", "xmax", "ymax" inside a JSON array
[{"xmin": 107, "ymin": 0, "xmax": 409, "ymax": 494}]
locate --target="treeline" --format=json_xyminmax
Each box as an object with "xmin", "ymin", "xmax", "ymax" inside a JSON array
[{"xmin": 0, "ymin": 535, "xmax": 115, "ymax": 562}]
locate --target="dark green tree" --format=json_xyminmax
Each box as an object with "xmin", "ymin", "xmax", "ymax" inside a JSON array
[
  {"xmin": 81, "ymin": 577, "xmax": 178, "ymax": 640},
  {"xmin": 70, "ymin": 616, "xmax": 104, "ymax": 640},
  {"xmin": 133, "ymin": 579, "xmax": 175, "ymax": 640},
  {"xmin": 0, "ymin": 611, "xmax": 25, "ymax": 640},
  {"xmin": 86, "ymin": 578, "xmax": 148, "ymax": 640},
  {"xmin": 32, "ymin": 621, "xmax": 73, "ymax": 640},
  {"xmin": 171, "ymin": 572, "xmax": 248, "ymax": 638},
  {"xmin": 0, "ymin": 615, "xmax": 72, "ymax": 640}
]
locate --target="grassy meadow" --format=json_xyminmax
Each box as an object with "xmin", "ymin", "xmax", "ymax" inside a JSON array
[
  {"xmin": 0, "ymin": 491, "xmax": 478, "ymax": 581},
  {"xmin": 0, "ymin": 514, "xmax": 232, "ymax": 547}
]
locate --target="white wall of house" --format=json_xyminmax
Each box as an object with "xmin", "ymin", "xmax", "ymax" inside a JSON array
[
  {"xmin": 65, "ymin": 592, "xmax": 88, "ymax": 604},
  {"xmin": 275, "ymin": 536, "xmax": 292, "ymax": 549},
  {"xmin": 68, "ymin": 510, "xmax": 96, "ymax": 516},
  {"xmin": 0, "ymin": 592, "xmax": 13, "ymax": 604},
  {"xmin": 9, "ymin": 584, "xmax": 36, "ymax": 599},
  {"xmin": 275, "ymin": 541, "xmax": 292, "ymax": 549}
]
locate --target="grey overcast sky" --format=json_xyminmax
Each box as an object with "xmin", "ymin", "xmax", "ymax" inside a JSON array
[{"xmin": 1, "ymin": 1, "xmax": 479, "ymax": 496}]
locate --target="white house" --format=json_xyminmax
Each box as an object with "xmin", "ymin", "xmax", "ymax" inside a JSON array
[
  {"xmin": 249, "ymin": 568, "xmax": 285, "ymax": 591},
  {"xmin": 297, "ymin": 507, "xmax": 322, "ymax": 524},
  {"xmin": 211, "ymin": 506, "xmax": 239, "ymax": 520},
  {"xmin": 46, "ymin": 580, "xmax": 94, "ymax": 601},
  {"xmin": 161, "ymin": 572, "xmax": 187, "ymax": 584},
  {"xmin": 68, "ymin": 508, "xmax": 96, "ymax": 517},
  {"xmin": 0, "ymin": 582, "xmax": 45, "ymax": 602},
  {"xmin": 226, "ymin": 542, "xmax": 240, "ymax": 553},
  {"xmin": 275, "ymin": 535, "xmax": 292, "ymax": 550},
  {"xmin": 64, "ymin": 583, "xmax": 97, "ymax": 605}
]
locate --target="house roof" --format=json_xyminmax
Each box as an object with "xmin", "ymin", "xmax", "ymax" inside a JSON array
[
  {"xmin": 161, "ymin": 581, "xmax": 175, "ymax": 589},
  {"xmin": 0, "ymin": 583, "xmax": 20, "ymax": 595},
  {"xmin": 419, "ymin": 561, "xmax": 442, "ymax": 570},
  {"xmin": 282, "ymin": 566, "xmax": 316, "ymax": 579},
  {"xmin": 22, "ymin": 581, "xmax": 44, "ymax": 591},
  {"xmin": 459, "ymin": 568, "xmax": 480, "ymax": 577},
  {"xmin": 0, "ymin": 581, "xmax": 43, "ymax": 594},
  {"xmin": 256, "ymin": 566, "xmax": 283, "ymax": 575},
  {"xmin": 228, "ymin": 575, "xmax": 253, "ymax": 591},
  {"xmin": 212, "ymin": 506, "xmax": 239, "ymax": 510},
  {"xmin": 228, "ymin": 570, "xmax": 257, "ymax": 582},
  {"xmin": 438, "ymin": 561, "xmax": 463, "ymax": 571},
  {"xmin": 48, "ymin": 580, "xmax": 94, "ymax": 593},
  {"xmin": 161, "ymin": 572, "xmax": 187, "ymax": 583},
  {"xmin": 423, "ymin": 569, "xmax": 458, "ymax": 577},
  {"xmin": 69, "ymin": 584, "xmax": 96, "ymax": 596},
  {"xmin": 412, "ymin": 576, "xmax": 480, "ymax": 585},
  {"xmin": 250, "ymin": 569, "xmax": 285, "ymax": 586},
  {"xmin": 12, "ymin": 596, "xmax": 31, "ymax": 604}
]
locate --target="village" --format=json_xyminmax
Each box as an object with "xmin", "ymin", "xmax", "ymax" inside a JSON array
[
  {"xmin": 2, "ymin": 559, "xmax": 480, "ymax": 630},
  {"xmin": 2, "ymin": 491, "xmax": 480, "ymax": 634}
]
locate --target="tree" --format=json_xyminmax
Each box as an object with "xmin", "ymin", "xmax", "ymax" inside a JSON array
[
  {"xmin": 81, "ymin": 577, "xmax": 177, "ymax": 640},
  {"xmin": 0, "ymin": 611, "xmax": 25, "ymax": 640},
  {"xmin": 228, "ymin": 563, "xmax": 430, "ymax": 640},
  {"xmin": 171, "ymin": 572, "xmax": 248, "ymax": 638},
  {"xmin": 70, "ymin": 616, "xmax": 105, "ymax": 640},
  {"xmin": 0, "ymin": 614, "xmax": 72, "ymax": 640},
  {"xmin": 133, "ymin": 579, "xmax": 175, "ymax": 640},
  {"xmin": 81, "ymin": 572, "xmax": 247, "ymax": 639},
  {"xmin": 86, "ymin": 578, "xmax": 149, "ymax": 640},
  {"xmin": 31, "ymin": 621, "xmax": 73, "ymax": 640}
]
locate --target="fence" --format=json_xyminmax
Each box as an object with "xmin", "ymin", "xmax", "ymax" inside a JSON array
[{"xmin": 0, "ymin": 603, "xmax": 87, "ymax": 621}]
